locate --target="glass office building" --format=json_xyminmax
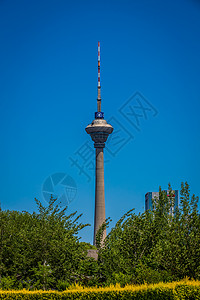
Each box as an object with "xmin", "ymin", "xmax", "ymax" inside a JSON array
[{"xmin": 145, "ymin": 190, "xmax": 179, "ymax": 214}]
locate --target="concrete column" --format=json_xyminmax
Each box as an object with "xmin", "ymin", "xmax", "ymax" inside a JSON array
[{"xmin": 94, "ymin": 147, "xmax": 106, "ymax": 245}]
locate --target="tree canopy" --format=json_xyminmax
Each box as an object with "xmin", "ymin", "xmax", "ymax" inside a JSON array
[
  {"xmin": 0, "ymin": 182, "xmax": 199, "ymax": 289},
  {"xmin": 0, "ymin": 196, "xmax": 90, "ymax": 290},
  {"xmin": 98, "ymin": 182, "xmax": 200, "ymax": 285}
]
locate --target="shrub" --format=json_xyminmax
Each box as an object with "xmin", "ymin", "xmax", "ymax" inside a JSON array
[{"xmin": 0, "ymin": 280, "xmax": 200, "ymax": 299}]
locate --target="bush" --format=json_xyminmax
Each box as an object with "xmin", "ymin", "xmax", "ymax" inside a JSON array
[
  {"xmin": 0, "ymin": 276, "xmax": 16, "ymax": 290},
  {"xmin": 0, "ymin": 280, "xmax": 200, "ymax": 299}
]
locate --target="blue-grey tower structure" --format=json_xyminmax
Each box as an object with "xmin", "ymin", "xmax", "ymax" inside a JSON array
[{"xmin": 85, "ymin": 42, "xmax": 113, "ymax": 245}]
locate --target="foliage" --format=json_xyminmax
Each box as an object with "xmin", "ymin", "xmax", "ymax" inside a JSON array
[
  {"xmin": 98, "ymin": 182, "xmax": 200, "ymax": 285},
  {"xmin": 0, "ymin": 182, "xmax": 199, "ymax": 289},
  {"xmin": 0, "ymin": 196, "xmax": 90, "ymax": 290},
  {"xmin": 0, "ymin": 280, "xmax": 200, "ymax": 299}
]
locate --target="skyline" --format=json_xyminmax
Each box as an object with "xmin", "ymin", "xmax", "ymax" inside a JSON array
[{"xmin": 0, "ymin": 0, "xmax": 200, "ymax": 243}]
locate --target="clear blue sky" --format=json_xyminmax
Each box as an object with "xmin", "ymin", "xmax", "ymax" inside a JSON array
[{"xmin": 1, "ymin": 0, "xmax": 200, "ymax": 243}]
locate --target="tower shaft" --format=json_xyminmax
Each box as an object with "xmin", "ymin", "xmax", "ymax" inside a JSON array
[{"xmin": 94, "ymin": 148, "xmax": 106, "ymax": 243}]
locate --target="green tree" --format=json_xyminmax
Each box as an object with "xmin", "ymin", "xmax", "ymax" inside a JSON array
[
  {"xmin": 98, "ymin": 182, "xmax": 200, "ymax": 285},
  {"xmin": 1, "ymin": 182, "xmax": 199, "ymax": 289},
  {"xmin": 152, "ymin": 182, "xmax": 200, "ymax": 279},
  {"xmin": 0, "ymin": 196, "xmax": 90, "ymax": 289}
]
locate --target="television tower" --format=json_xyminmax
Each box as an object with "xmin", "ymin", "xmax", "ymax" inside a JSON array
[{"xmin": 85, "ymin": 42, "xmax": 113, "ymax": 245}]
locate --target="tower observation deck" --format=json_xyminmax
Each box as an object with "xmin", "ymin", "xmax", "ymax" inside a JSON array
[{"xmin": 85, "ymin": 42, "xmax": 113, "ymax": 245}]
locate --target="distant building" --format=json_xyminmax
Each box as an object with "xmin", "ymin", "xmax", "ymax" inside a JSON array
[{"xmin": 145, "ymin": 190, "xmax": 179, "ymax": 215}]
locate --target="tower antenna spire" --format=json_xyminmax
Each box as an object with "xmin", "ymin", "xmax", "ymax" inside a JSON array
[{"xmin": 97, "ymin": 41, "xmax": 101, "ymax": 112}]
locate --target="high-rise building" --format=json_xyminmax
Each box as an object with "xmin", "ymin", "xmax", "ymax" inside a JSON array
[
  {"xmin": 85, "ymin": 42, "xmax": 113, "ymax": 246},
  {"xmin": 145, "ymin": 190, "xmax": 179, "ymax": 215}
]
